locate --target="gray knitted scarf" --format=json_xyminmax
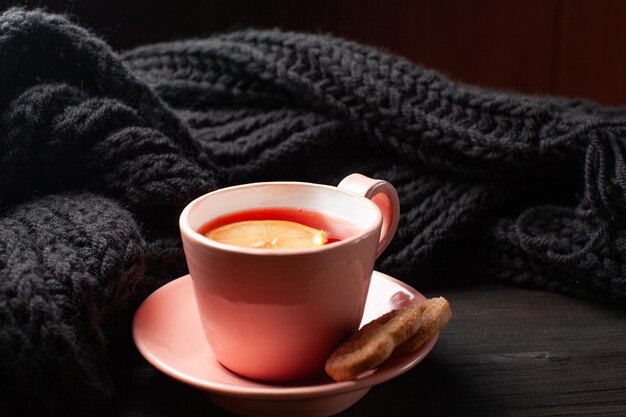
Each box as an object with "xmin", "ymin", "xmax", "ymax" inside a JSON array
[{"xmin": 1, "ymin": 8, "xmax": 624, "ymax": 416}]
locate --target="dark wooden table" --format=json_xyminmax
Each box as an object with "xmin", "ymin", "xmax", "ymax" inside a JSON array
[{"xmin": 116, "ymin": 283, "xmax": 626, "ymax": 417}]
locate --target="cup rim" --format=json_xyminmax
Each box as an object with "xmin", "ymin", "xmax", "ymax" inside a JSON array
[{"xmin": 179, "ymin": 181, "xmax": 383, "ymax": 256}]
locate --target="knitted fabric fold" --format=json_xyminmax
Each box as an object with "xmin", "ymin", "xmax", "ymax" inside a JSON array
[
  {"xmin": 123, "ymin": 31, "xmax": 626, "ymax": 301},
  {"xmin": 0, "ymin": 7, "xmax": 625, "ymax": 416}
]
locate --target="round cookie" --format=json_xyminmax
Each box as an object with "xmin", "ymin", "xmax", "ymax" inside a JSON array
[
  {"xmin": 325, "ymin": 304, "xmax": 422, "ymax": 381},
  {"xmin": 392, "ymin": 297, "xmax": 452, "ymax": 357},
  {"xmin": 325, "ymin": 297, "xmax": 452, "ymax": 381}
]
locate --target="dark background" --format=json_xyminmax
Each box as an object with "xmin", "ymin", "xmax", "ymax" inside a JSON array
[{"xmin": 3, "ymin": 0, "xmax": 626, "ymax": 106}]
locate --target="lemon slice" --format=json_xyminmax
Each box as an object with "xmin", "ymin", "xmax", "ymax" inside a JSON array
[{"xmin": 205, "ymin": 220, "xmax": 327, "ymax": 249}]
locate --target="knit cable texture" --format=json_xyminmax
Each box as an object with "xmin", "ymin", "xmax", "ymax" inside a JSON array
[{"xmin": 1, "ymin": 7, "xmax": 625, "ymax": 416}]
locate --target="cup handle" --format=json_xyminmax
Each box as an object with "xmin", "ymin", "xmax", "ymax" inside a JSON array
[{"xmin": 337, "ymin": 173, "xmax": 400, "ymax": 258}]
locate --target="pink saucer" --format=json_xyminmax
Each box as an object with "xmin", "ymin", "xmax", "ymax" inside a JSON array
[{"xmin": 132, "ymin": 271, "xmax": 438, "ymax": 417}]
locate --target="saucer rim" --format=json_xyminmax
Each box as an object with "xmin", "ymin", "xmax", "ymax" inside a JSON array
[{"xmin": 133, "ymin": 271, "xmax": 438, "ymax": 400}]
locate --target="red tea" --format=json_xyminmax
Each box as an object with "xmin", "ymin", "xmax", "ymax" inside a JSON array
[{"xmin": 197, "ymin": 207, "xmax": 358, "ymax": 245}]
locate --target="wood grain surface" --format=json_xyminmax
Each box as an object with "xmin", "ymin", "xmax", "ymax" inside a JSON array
[{"xmin": 116, "ymin": 283, "xmax": 626, "ymax": 417}]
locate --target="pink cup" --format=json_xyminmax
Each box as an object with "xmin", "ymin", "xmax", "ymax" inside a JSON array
[{"xmin": 179, "ymin": 173, "xmax": 400, "ymax": 381}]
